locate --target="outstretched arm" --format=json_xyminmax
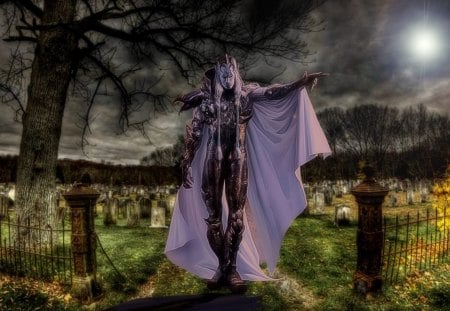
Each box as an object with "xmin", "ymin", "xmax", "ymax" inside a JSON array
[
  {"xmin": 180, "ymin": 107, "xmax": 204, "ymax": 188},
  {"xmin": 176, "ymin": 89, "xmax": 205, "ymax": 112},
  {"xmin": 263, "ymin": 72, "xmax": 329, "ymax": 100}
]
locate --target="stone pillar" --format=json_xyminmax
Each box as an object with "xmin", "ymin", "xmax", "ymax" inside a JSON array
[
  {"xmin": 63, "ymin": 183, "xmax": 101, "ymax": 302},
  {"xmin": 351, "ymin": 166, "xmax": 388, "ymax": 295}
]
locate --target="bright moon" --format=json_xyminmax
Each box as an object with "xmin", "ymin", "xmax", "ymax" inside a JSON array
[{"xmin": 410, "ymin": 28, "xmax": 441, "ymax": 60}]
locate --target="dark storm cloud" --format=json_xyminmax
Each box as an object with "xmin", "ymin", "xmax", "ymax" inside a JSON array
[
  {"xmin": 305, "ymin": 0, "xmax": 450, "ymax": 113},
  {"xmin": 0, "ymin": 105, "xmax": 22, "ymax": 155},
  {"xmin": 57, "ymin": 88, "xmax": 190, "ymax": 164}
]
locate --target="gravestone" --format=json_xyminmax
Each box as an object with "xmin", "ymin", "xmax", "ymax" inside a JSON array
[
  {"xmin": 103, "ymin": 198, "xmax": 118, "ymax": 226},
  {"xmin": 0, "ymin": 195, "xmax": 10, "ymax": 218},
  {"xmin": 7, "ymin": 186, "xmax": 15, "ymax": 201},
  {"xmin": 335, "ymin": 185, "xmax": 343, "ymax": 198},
  {"xmin": 342, "ymin": 182, "xmax": 349, "ymax": 195},
  {"xmin": 406, "ymin": 189, "xmax": 414, "ymax": 205},
  {"xmin": 311, "ymin": 192, "xmax": 325, "ymax": 215},
  {"xmin": 150, "ymin": 202, "xmax": 167, "ymax": 228},
  {"xmin": 166, "ymin": 194, "xmax": 176, "ymax": 219},
  {"xmin": 126, "ymin": 200, "xmax": 140, "ymax": 227},
  {"xmin": 139, "ymin": 198, "xmax": 151, "ymax": 219},
  {"xmin": 335, "ymin": 204, "xmax": 351, "ymax": 226},
  {"xmin": 419, "ymin": 181, "xmax": 429, "ymax": 203},
  {"xmin": 57, "ymin": 195, "xmax": 67, "ymax": 220},
  {"xmin": 118, "ymin": 198, "xmax": 128, "ymax": 218},
  {"xmin": 324, "ymin": 187, "xmax": 333, "ymax": 206},
  {"xmin": 121, "ymin": 186, "xmax": 129, "ymax": 196},
  {"xmin": 389, "ymin": 193, "xmax": 397, "ymax": 208},
  {"xmin": 303, "ymin": 184, "xmax": 312, "ymax": 199}
]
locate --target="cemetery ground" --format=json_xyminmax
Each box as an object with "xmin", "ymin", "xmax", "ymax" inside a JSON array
[{"xmin": 1, "ymin": 195, "xmax": 450, "ymax": 310}]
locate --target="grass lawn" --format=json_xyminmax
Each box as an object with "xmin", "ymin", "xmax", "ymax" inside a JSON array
[{"xmin": 1, "ymin": 194, "xmax": 450, "ymax": 310}]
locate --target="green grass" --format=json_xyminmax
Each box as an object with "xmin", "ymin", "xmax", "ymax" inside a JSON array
[
  {"xmin": 2, "ymin": 200, "xmax": 450, "ymax": 310},
  {"xmin": 279, "ymin": 215, "xmax": 357, "ymax": 309}
]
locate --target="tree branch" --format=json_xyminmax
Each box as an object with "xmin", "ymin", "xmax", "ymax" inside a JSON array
[
  {"xmin": 4, "ymin": 35, "xmax": 37, "ymax": 42},
  {"xmin": 14, "ymin": 0, "xmax": 43, "ymax": 18}
]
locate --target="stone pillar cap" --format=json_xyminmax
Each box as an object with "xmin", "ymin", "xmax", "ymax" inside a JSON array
[
  {"xmin": 63, "ymin": 183, "xmax": 99, "ymax": 199},
  {"xmin": 351, "ymin": 165, "xmax": 388, "ymax": 197}
]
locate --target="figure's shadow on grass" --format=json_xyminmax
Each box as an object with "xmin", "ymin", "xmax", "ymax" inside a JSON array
[{"xmin": 104, "ymin": 293, "xmax": 262, "ymax": 311}]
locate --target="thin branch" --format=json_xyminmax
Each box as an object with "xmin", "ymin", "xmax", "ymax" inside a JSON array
[
  {"xmin": 78, "ymin": 77, "xmax": 104, "ymax": 155},
  {"xmin": 4, "ymin": 35, "xmax": 37, "ymax": 42},
  {"xmin": 14, "ymin": 0, "xmax": 43, "ymax": 18}
]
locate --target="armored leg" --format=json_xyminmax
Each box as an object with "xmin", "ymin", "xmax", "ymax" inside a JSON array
[
  {"xmin": 224, "ymin": 153, "xmax": 248, "ymax": 293},
  {"xmin": 201, "ymin": 153, "xmax": 226, "ymax": 289}
]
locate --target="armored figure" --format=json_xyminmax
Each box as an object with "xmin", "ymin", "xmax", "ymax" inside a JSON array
[{"xmin": 165, "ymin": 55, "xmax": 330, "ymax": 293}]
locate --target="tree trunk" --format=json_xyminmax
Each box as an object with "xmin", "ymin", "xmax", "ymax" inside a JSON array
[{"xmin": 15, "ymin": 0, "xmax": 78, "ymax": 244}]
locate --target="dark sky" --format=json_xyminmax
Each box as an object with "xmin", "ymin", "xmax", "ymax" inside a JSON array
[{"xmin": 0, "ymin": 0, "xmax": 449, "ymax": 165}]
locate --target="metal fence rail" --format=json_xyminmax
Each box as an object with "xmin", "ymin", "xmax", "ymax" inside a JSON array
[
  {"xmin": 0, "ymin": 215, "xmax": 72, "ymax": 285},
  {"xmin": 382, "ymin": 209, "xmax": 450, "ymax": 284}
]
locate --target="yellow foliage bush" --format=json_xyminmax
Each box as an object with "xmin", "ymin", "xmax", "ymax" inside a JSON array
[{"xmin": 433, "ymin": 166, "xmax": 450, "ymax": 231}]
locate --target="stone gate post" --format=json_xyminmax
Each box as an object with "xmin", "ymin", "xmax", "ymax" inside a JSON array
[
  {"xmin": 351, "ymin": 166, "xmax": 388, "ymax": 294},
  {"xmin": 63, "ymin": 183, "xmax": 100, "ymax": 301}
]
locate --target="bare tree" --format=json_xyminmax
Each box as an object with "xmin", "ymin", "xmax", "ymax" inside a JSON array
[
  {"xmin": 0, "ymin": 0, "xmax": 325, "ymax": 241},
  {"xmin": 317, "ymin": 107, "xmax": 345, "ymax": 155},
  {"xmin": 141, "ymin": 135, "xmax": 184, "ymax": 167},
  {"xmin": 340, "ymin": 104, "xmax": 400, "ymax": 174}
]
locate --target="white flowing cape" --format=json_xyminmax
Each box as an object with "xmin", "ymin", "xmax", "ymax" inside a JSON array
[{"xmin": 164, "ymin": 88, "xmax": 331, "ymax": 280}]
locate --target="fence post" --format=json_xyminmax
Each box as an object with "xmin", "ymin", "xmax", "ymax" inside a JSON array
[
  {"xmin": 351, "ymin": 165, "xmax": 388, "ymax": 294},
  {"xmin": 63, "ymin": 183, "xmax": 100, "ymax": 302}
]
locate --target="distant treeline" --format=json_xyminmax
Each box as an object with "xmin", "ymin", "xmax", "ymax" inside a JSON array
[
  {"xmin": 0, "ymin": 156, "xmax": 179, "ymax": 185},
  {"xmin": 302, "ymin": 103, "xmax": 450, "ymax": 182}
]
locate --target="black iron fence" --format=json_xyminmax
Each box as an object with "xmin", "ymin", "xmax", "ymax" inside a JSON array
[
  {"xmin": 382, "ymin": 209, "xmax": 450, "ymax": 284},
  {"xmin": 0, "ymin": 214, "xmax": 72, "ymax": 285}
]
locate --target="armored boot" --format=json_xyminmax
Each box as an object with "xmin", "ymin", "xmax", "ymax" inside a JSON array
[
  {"xmin": 224, "ymin": 209, "xmax": 248, "ymax": 294},
  {"xmin": 205, "ymin": 219, "xmax": 227, "ymax": 289}
]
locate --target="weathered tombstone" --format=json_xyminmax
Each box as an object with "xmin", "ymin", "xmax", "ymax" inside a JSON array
[
  {"xmin": 121, "ymin": 186, "xmax": 129, "ymax": 196},
  {"xmin": 419, "ymin": 181, "xmax": 429, "ymax": 203},
  {"xmin": 166, "ymin": 194, "xmax": 176, "ymax": 219},
  {"xmin": 406, "ymin": 189, "xmax": 414, "ymax": 205},
  {"xmin": 335, "ymin": 185, "xmax": 343, "ymax": 198},
  {"xmin": 103, "ymin": 198, "xmax": 118, "ymax": 226},
  {"xmin": 303, "ymin": 184, "xmax": 312, "ymax": 199},
  {"xmin": 150, "ymin": 202, "xmax": 167, "ymax": 228},
  {"xmin": 389, "ymin": 193, "xmax": 397, "ymax": 208},
  {"xmin": 126, "ymin": 200, "xmax": 140, "ymax": 227},
  {"xmin": 138, "ymin": 187, "xmax": 145, "ymax": 196},
  {"xmin": 57, "ymin": 194, "xmax": 67, "ymax": 220},
  {"xmin": 311, "ymin": 192, "xmax": 325, "ymax": 215},
  {"xmin": 0, "ymin": 195, "xmax": 9, "ymax": 218},
  {"xmin": 342, "ymin": 182, "xmax": 349, "ymax": 195},
  {"xmin": 7, "ymin": 186, "xmax": 15, "ymax": 201},
  {"xmin": 324, "ymin": 187, "xmax": 333, "ymax": 206},
  {"xmin": 139, "ymin": 198, "xmax": 151, "ymax": 219},
  {"xmin": 334, "ymin": 204, "xmax": 350, "ymax": 226},
  {"xmin": 118, "ymin": 198, "xmax": 128, "ymax": 218}
]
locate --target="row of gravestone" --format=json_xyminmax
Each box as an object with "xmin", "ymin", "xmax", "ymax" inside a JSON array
[
  {"xmin": 305, "ymin": 179, "xmax": 434, "ymax": 216},
  {"xmin": 87, "ymin": 184, "xmax": 178, "ymax": 199},
  {"xmin": 0, "ymin": 177, "xmax": 437, "ymax": 224},
  {"xmin": 57, "ymin": 193, "xmax": 177, "ymax": 228},
  {"xmin": 304, "ymin": 178, "xmax": 434, "ymax": 198}
]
